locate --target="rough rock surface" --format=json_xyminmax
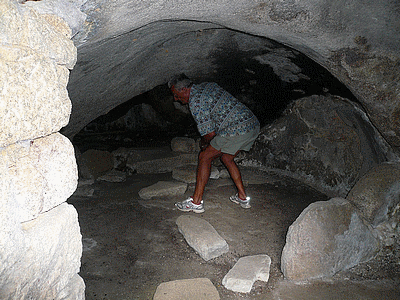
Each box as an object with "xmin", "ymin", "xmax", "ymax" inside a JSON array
[
  {"xmin": 222, "ymin": 254, "xmax": 271, "ymax": 293},
  {"xmin": 22, "ymin": 0, "xmax": 87, "ymax": 37},
  {"xmin": 0, "ymin": 1, "xmax": 82, "ymax": 299},
  {"xmin": 0, "ymin": 0, "xmax": 76, "ymax": 147},
  {"xmin": 57, "ymin": 274, "xmax": 85, "ymax": 300},
  {"xmin": 248, "ymin": 95, "xmax": 397, "ymax": 197},
  {"xmin": 0, "ymin": 132, "xmax": 78, "ymax": 223},
  {"xmin": 78, "ymin": 149, "xmax": 114, "ymax": 179},
  {"xmin": 281, "ymin": 198, "xmax": 379, "ymax": 281},
  {"xmin": 60, "ymin": 0, "xmax": 400, "ymax": 159},
  {"xmin": 171, "ymin": 137, "xmax": 200, "ymax": 153},
  {"xmin": 138, "ymin": 181, "xmax": 188, "ymax": 200},
  {"xmin": 0, "ymin": 203, "xmax": 83, "ymax": 300},
  {"xmin": 176, "ymin": 215, "xmax": 229, "ymax": 261},
  {"xmin": 347, "ymin": 163, "xmax": 400, "ymax": 227},
  {"xmin": 153, "ymin": 278, "xmax": 220, "ymax": 300},
  {"xmin": 130, "ymin": 153, "xmax": 198, "ymax": 174}
]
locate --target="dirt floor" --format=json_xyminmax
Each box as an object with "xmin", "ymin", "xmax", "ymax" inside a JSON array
[{"xmin": 67, "ymin": 166, "xmax": 400, "ymax": 300}]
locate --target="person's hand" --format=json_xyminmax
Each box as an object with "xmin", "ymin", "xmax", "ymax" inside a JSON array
[
  {"xmin": 200, "ymin": 131, "xmax": 216, "ymax": 151},
  {"xmin": 200, "ymin": 138, "xmax": 209, "ymax": 151}
]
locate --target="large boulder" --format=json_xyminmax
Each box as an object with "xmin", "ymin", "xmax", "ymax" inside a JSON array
[
  {"xmin": 346, "ymin": 163, "xmax": 400, "ymax": 246},
  {"xmin": 248, "ymin": 95, "xmax": 397, "ymax": 197},
  {"xmin": 347, "ymin": 163, "xmax": 400, "ymax": 226},
  {"xmin": 281, "ymin": 198, "xmax": 379, "ymax": 281},
  {"xmin": 78, "ymin": 149, "xmax": 114, "ymax": 179}
]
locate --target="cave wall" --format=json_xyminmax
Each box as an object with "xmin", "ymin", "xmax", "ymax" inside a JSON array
[
  {"xmin": 246, "ymin": 94, "xmax": 398, "ymax": 198},
  {"xmin": 0, "ymin": 1, "xmax": 84, "ymax": 299},
  {"xmin": 1, "ymin": 0, "xmax": 399, "ymax": 296},
  {"xmin": 58, "ymin": 0, "xmax": 400, "ymax": 156}
]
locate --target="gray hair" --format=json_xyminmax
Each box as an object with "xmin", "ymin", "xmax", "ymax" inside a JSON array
[{"xmin": 168, "ymin": 74, "xmax": 193, "ymax": 90}]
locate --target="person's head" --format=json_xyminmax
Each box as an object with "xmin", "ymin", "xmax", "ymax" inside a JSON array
[{"xmin": 168, "ymin": 74, "xmax": 193, "ymax": 104}]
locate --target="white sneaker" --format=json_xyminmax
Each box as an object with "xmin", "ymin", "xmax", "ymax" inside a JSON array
[
  {"xmin": 230, "ymin": 193, "xmax": 251, "ymax": 209},
  {"xmin": 175, "ymin": 197, "xmax": 205, "ymax": 213}
]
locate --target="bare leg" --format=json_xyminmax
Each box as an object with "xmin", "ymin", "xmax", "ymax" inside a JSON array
[
  {"xmin": 221, "ymin": 151, "xmax": 247, "ymax": 200},
  {"xmin": 192, "ymin": 145, "xmax": 222, "ymax": 204}
]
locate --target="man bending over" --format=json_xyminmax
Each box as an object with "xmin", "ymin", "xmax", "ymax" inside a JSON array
[{"xmin": 168, "ymin": 74, "xmax": 260, "ymax": 213}]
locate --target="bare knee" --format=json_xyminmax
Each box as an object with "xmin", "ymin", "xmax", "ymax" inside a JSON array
[
  {"xmin": 220, "ymin": 153, "xmax": 235, "ymax": 166},
  {"xmin": 199, "ymin": 148, "xmax": 221, "ymax": 164}
]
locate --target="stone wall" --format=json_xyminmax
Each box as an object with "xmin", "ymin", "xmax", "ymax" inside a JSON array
[{"xmin": 0, "ymin": 1, "xmax": 83, "ymax": 299}]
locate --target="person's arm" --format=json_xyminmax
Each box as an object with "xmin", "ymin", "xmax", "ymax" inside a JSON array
[{"xmin": 200, "ymin": 131, "xmax": 216, "ymax": 151}]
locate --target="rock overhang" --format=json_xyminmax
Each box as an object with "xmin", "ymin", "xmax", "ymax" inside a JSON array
[{"xmin": 46, "ymin": 0, "xmax": 400, "ymax": 153}]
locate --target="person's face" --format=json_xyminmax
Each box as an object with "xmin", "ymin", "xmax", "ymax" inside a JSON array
[{"xmin": 171, "ymin": 85, "xmax": 190, "ymax": 104}]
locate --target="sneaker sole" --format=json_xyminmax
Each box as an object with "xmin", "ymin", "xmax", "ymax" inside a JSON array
[
  {"xmin": 176, "ymin": 206, "xmax": 205, "ymax": 213},
  {"xmin": 230, "ymin": 198, "xmax": 251, "ymax": 209}
]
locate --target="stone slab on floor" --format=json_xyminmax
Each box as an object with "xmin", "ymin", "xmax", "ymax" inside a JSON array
[
  {"xmin": 139, "ymin": 181, "xmax": 188, "ymax": 200},
  {"xmin": 172, "ymin": 164, "xmax": 219, "ymax": 184},
  {"xmin": 176, "ymin": 215, "xmax": 229, "ymax": 261},
  {"xmin": 97, "ymin": 169, "xmax": 126, "ymax": 182},
  {"xmin": 153, "ymin": 278, "xmax": 220, "ymax": 300},
  {"xmin": 129, "ymin": 153, "xmax": 198, "ymax": 174},
  {"xmin": 222, "ymin": 254, "xmax": 271, "ymax": 293}
]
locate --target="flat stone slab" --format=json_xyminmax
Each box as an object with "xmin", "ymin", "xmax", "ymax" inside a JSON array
[
  {"xmin": 97, "ymin": 169, "xmax": 126, "ymax": 182},
  {"xmin": 129, "ymin": 153, "xmax": 198, "ymax": 174},
  {"xmin": 172, "ymin": 164, "xmax": 197, "ymax": 184},
  {"xmin": 139, "ymin": 181, "xmax": 188, "ymax": 200},
  {"xmin": 222, "ymin": 254, "xmax": 271, "ymax": 293},
  {"xmin": 172, "ymin": 164, "xmax": 219, "ymax": 184},
  {"xmin": 176, "ymin": 215, "xmax": 229, "ymax": 261},
  {"xmin": 153, "ymin": 278, "xmax": 220, "ymax": 300}
]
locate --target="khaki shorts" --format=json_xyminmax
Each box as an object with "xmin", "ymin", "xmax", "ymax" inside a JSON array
[{"xmin": 210, "ymin": 127, "xmax": 260, "ymax": 155}]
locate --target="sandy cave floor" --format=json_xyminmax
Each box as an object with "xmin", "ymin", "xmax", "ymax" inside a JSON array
[{"xmin": 67, "ymin": 167, "xmax": 400, "ymax": 300}]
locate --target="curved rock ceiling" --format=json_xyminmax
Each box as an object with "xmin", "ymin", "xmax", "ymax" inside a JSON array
[{"xmin": 52, "ymin": 0, "xmax": 399, "ymax": 153}]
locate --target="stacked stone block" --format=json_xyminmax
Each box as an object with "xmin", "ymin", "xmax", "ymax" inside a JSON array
[{"xmin": 0, "ymin": 1, "xmax": 83, "ymax": 299}]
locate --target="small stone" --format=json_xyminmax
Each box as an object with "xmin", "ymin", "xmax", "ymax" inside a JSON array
[
  {"xmin": 97, "ymin": 169, "xmax": 126, "ymax": 182},
  {"xmin": 176, "ymin": 215, "xmax": 229, "ymax": 261},
  {"xmin": 222, "ymin": 254, "xmax": 271, "ymax": 293},
  {"xmin": 153, "ymin": 278, "xmax": 220, "ymax": 300},
  {"xmin": 138, "ymin": 181, "xmax": 187, "ymax": 200},
  {"xmin": 77, "ymin": 178, "xmax": 95, "ymax": 187}
]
